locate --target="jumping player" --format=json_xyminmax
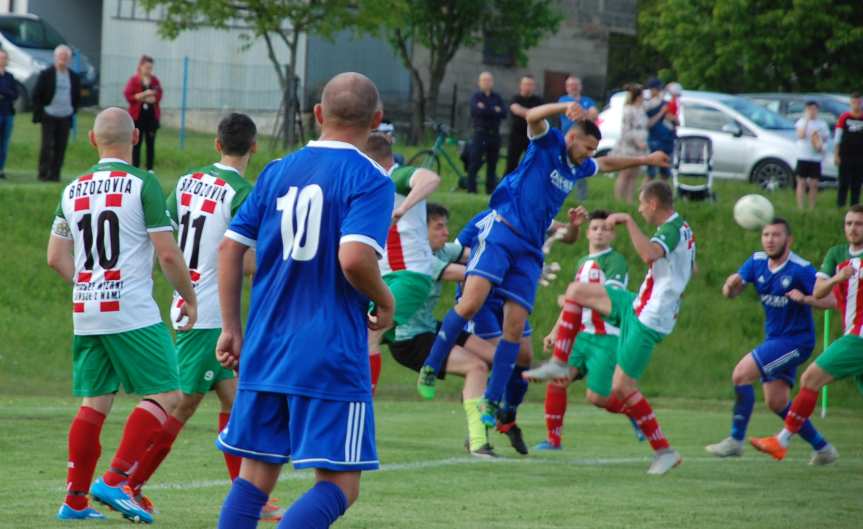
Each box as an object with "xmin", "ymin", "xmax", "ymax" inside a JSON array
[
  {"xmin": 418, "ymin": 100, "xmax": 670, "ymax": 426},
  {"xmin": 214, "ymin": 73, "xmax": 394, "ymax": 529},
  {"xmin": 751, "ymin": 205, "xmax": 863, "ymax": 462},
  {"xmin": 705, "ymin": 219, "xmax": 836, "ymax": 464},
  {"xmin": 365, "ymin": 132, "xmax": 441, "ymax": 394},
  {"xmin": 539, "ymin": 181, "xmax": 694, "ymax": 474},
  {"xmin": 524, "ymin": 208, "xmax": 643, "ymax": 450},
  {"xmin": 47, "ymin": 108, "xmax": 197, "ymax": 522}
]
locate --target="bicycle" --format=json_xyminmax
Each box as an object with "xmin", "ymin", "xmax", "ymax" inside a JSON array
[{"xmin": 407, "ymin": 122, "xmax": 468, "ymax": 190}]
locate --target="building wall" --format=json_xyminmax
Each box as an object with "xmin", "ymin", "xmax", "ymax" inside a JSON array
[
  {"xmin": 99, "ymin": 0, "xmax": 305, "ymax": 114},
  {"xmin": 28, "ymin": 0, "xmax": 102, "ymax": 68}
]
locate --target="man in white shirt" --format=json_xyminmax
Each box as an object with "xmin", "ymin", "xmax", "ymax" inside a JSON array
[{"xmin": 795, "ymin": 101, "xmax": 830, "ymax": 210}]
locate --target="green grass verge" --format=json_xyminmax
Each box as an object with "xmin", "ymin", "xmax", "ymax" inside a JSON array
[
  {"xmin": 1, "ymin": 397, "xmax": 861, "ymax": 529},
  {"xmin": 1, "ymin": 111, "xmax": 862, "ymax": 409}
]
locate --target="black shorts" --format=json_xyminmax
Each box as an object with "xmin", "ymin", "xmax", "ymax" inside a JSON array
[
  {"xmin": 389, "ymin": 326, "xmax": 471, "ymax": 380},
  {"xmin": 796, "ymin": 160, "xmax": 822, "ymax": 181}
]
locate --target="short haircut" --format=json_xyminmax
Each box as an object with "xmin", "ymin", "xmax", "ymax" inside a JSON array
[
  {"xmin": 848, "ymin": 204, "xmax": 863, "ymax": 215},
  {"xmin": 589, "ymin": 209, "xmax": 610, "ymax": 221},
  {"xmin": 217, "ymin": 113, "xmax": 257, "ymax": 156},
  {"xmin": 805, "ymin": 100, "xmax": 818, "ymax": 107},
  {"xmin": 54, "ymin": 44, "xmax": 71, "ymax": 56},
  {"xmin": 767, "ymin": 217, "xmax": 792, "ymax": 236},
  {"xmin": 139, "ymin": 54, "xmax": 154, "ymax": 65},
  {"xmin": 320, "ymin": 72, "xmax": 380, "ymax": 128},
  {"xmin": 641, "ymin": 180, "xmax": 673, "ymax": 208},
  {"xmin": 573, "ymin": 119, "xmax": 602, "ymax": 141},
  {"xmin": 521, "ymin": 74, "xmax": 535, "ymax": 80},
  {"xmin": 427, "ymin": 203, "xmax": 449, "ymax": 222},
  {"xmin": 851, "ymin": 92, "xmax": 861, "ymax": 99},
  {"xmin": 364, "ymin": 132, "xmax": 393, "ymax": 164}
]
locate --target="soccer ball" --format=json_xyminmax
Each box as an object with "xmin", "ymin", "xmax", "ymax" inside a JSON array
[{"xmin": 733, "ymin": 194, "xmax": 774, "ymax": 230}]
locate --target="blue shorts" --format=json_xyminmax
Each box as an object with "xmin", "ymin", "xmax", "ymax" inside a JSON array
[
  {"xmin": 216, "ymin": 389, "xmax": 378, "ymax": 472},
  {"xmin": 467, "ymin": 294, "xmax": 533, "ymax": 339},
  {"xmin": 647, "ymin": 139, "xmax": 674, "ymax": 178},
  {"xmin": 466, "ymin": 217, "xmax": 543, "ymax": 313},
  {"xmin": 751, "ymin": 336, "xmax": 815, "ymax": 387}
]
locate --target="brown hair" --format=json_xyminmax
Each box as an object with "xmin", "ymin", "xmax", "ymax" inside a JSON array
[
  {"xmin": 848, "ymin": 204, "xmax": 863, "ymax": 215},
  {"xmin": 139, "ymin": 54, "xmax": 154, "ymax": 66},
  {"xmin": 624, "ymin": 83, "xmax": 643, "ymax": 105},
  {"xmin": 641, "ymin": 180, "xmax": 674, "ymax": 208}
]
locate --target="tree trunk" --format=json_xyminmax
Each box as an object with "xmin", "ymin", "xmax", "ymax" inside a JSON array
[{"xmin": 285, "ymin": 33, "xmax": 300, "ymax": 148}]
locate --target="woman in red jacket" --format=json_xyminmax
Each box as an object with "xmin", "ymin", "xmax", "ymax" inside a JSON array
[{"xmin": 124, "ymin": 55, "xmax": 162, "ymax": 171}]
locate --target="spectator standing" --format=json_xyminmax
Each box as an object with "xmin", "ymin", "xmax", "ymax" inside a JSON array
[
  {"xmin": 794, "ymin": 101, "xmax": 830, "ymax": 210},
  {"xmin": 506, "ymin": 75, "xmax": 543, "ymax": 174},
  {"xmin": 466, "ymin": 71, "xmax": 506, "ymax": 194},
  {"xmin": 33, "ymin": 44, "xmax": 80, "ymax": 182},
  {"xmin": 835, "ymin": 92, "xmax": 863, "ymax": 207},
  {"xmin": 644, "ymin": 78, "xmax": 676, "ymax": 181},
  {"xmin": 0, "ymin": 49, "xmax": 18, "ymax": 179},
  {"xmin": 558, "ymin": 75, "xmax": 598, "ymax": 200},
  {"xmin": 124, "ymin": 55, "xmax": 162, "ymax": 172},
  {"xmin": 613, "ymin": 84, "xmax": 649, "ymax": 203}
]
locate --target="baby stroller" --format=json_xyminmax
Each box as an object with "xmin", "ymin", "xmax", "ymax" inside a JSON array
[{"xmin": 672, "ymin": 135, "xmax": 715, "ymax": 201}]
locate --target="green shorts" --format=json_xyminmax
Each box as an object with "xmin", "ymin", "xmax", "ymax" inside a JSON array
[
  {"xmin": 816, "ymin": 334, "xmax": 863, "ymax": 393},
  {"xmin": 382, "ymin": 270, "xmax": 434, "ymax": 342},
  {"xmin": 176, "ymin": 328, "xmax": 235, "ymax": 394},
  {"xmin": 72, "ymin": 323, "xmax": 179, "ymax": 397},
  {"xmin": 568, "ymin": 332, "xmax": 618, "ymax": 397},
  {"xmin": 606, "ymin": 286, "xmax": 665, "ymax": 381}
]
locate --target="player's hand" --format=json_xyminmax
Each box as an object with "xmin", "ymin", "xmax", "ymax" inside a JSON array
[
  {"xmin": 786, "ymin": 289, "xmax": 806, "ymax": 303},
  {"xmin": 565, "ymin": 102, "xmax": 584, "ymax": 122},
  {"xmin": 543, "ymin": 331, "xmax": 556, "ymax": 353},
  {"xmin": 568, "ymin": 206, "xmax": 589, "ymax": 227},
  {"xmin": 368, "ymin": 300, "xmax": 395, "ymax": 331},
  {"xmin": 540, "ymin": 261, "xmax": 561, "ymax": 287},
  {"xmin": 216, "ymin": 329, "xmax": 242, "ymax": 370},
  {"xmin": 605, "ymin": 213, "xmax": 630, "ymax": 229},
  {"xmin": 645, "ymin": 150, "xmax": 671, "ymax": 168},
  {"xmin": 836, "ymin": 265, "xmax": 855, "ymax": 283},
  {"xmin": 722, "ymin": 274, "xmax": 742, "ymax": 298},
  {"xmin": 391, "ymin": 208, "xmax": 405, "ymax": 226},
  {"xmin": 176, "ymin": 299, "xmax": 197, "ymax": 332}
]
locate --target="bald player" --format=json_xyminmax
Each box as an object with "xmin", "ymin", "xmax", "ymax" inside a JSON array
[
  {"xmin": 48, "ymin": 107, "xmax": 196, "ymax": 522},
  {"xmin": 214, "ymin": 73, "xmax": 394, "ymax": 529}
]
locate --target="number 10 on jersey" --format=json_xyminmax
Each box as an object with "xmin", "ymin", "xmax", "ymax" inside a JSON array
[{"xmin": 277, "ymin": 185, "xmax": 323, "ymax": 261}]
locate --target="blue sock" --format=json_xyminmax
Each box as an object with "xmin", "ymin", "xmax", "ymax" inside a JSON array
[
  {"xmin": 218, "ymin": 478, "xmax": 268, "ymax": 529},
  {"xmin": 423, "ymin": 310, "xmax": 468, "ymax": 374},
  {"xmin": 277, "ymin": 481, "xmax": 348, "ymax": 529},
  {"xmin": 502, "ymin": 365, "xmax": 529, "ymax": 414},
  {"xmin": 776, "ymin": 402, "xmax": 827, "ymax": 450},
  {"xmin": 484, "ymin": 339, "xmax": 520, "ymax": 403},
  {"xmin": 730, "ymin": 384, "xmax": 755, "ymax": 441}
]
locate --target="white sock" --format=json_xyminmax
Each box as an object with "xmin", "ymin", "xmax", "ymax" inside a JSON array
[{"xmin": 777, "ymin": 428, "xmax": 792, "ymax": 447}]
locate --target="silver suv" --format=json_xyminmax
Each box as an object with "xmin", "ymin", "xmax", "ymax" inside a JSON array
[{"xmin": 597, "ymin": 90, "xmax": 836, "ymax": 189}]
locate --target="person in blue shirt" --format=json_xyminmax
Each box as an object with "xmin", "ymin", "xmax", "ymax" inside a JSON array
[
  {"xmin": 558, "ymin": 75, "xmax": 597, "ymax": 202},
  {"xmin": 214, "ymin": 72, "xmax": 395, "ymax": 529},
  {"xmin": 418, "ymin": 99, "xmax": 670, "ymax": 426},
  {"xmin": 706, "ymin": 218, "xmax": 837, "ymax": 463},
  {"xmin": 644, "ymin": 78, "xmax": 677, "ymax": 181}
]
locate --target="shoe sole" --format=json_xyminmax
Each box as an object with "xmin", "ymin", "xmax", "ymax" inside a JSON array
[
  {"xmin": 92, "ymin": 496, "xmax": 151, "ymax": 524},
  {"xmin": 647, "ymin": 456, "xmax": 683, "ymax": 475}
]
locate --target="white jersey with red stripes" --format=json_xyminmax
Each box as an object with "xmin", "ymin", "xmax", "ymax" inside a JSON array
[
  {"xmin": 574, "ymin": 248, "xmax": 629, "ymax": 336},
  {"xmin": 167, "ymin": 163, "xmax": 252, "ymax": 329},
  {"xmin": 50, "ymin": 158, "xmax": 174, "ymax": 335},
  {"xmin": 378, "ymin": 164, "xmax": 434, "ymax": 277},
  {"xmin": 818, "ymin": 244, "xmax": 863, "ymax": 336},
  {"xmin": 633, "ymin": 212, "xmax": 696, "ymax": 334}
]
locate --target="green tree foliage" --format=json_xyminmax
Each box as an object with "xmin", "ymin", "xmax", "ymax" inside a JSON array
[
  {"xmin": 359, "ymin": 0, "xmax": 563, "ymax": 142},
  {"xmin": 640, "ymin": 0, "xmax": 863, "ymax": 92}
]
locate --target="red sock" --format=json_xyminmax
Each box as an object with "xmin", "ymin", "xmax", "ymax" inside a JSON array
[
  {"xmin": 103, "ymin": 401, "xmax": 167, "ymax": 486},
  {"xmin": 219, "ymin": 412, "xmax": 241, "ymax": 480},
  {"xmin": 65, "ymin": 406, "xmax": 106, "ymax": 509},
  {"xmin": 604, "ymin": 394, "xmax": 626, "ymax": 414},
  {"xmin": 369, "ymin": 351, "xmax": 382, "ymax": 396},
  {"xmin": 544, "ymin": 383, "xmax": 568, "ymax": 447},
  {"xmin": 127, "ymin": 416, "xmax": 185, "ymax": 494},
  {"xmin": 625, "ymin": 393, "xmax": 669, "ymax": 452},
  {"xmin": 785, "ymin": 387, "xmax": 819, "ymax": 434},
  {"xmin": 553, "ymin": 299, "xmax": 582, "ymax": 362}
]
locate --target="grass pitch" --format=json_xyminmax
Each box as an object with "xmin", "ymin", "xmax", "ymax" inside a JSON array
[{"xmin": 2, "ymin": 396, "xmax": 861, "ymax": 529}]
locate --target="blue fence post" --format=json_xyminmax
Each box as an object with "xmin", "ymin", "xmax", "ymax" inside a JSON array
[
  {"xmin": 71, "ymin": 50, "xmax": 81, "ymax": 141},
  {"xmin": 179, "ymin": 56, "xmax": 189, "ymax": 149}
]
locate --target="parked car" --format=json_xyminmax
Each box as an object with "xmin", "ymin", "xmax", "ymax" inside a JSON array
[
  {"xmin": 597, "ymin": 90, "xmax": 837, "ymax": 189},
  {"xmin": 0, "ymin": 14, "xmax": 99, "ymax": 111},
  {"xmin": 744, "ymin": 93, "xmax": 849, "ymax": 131}
]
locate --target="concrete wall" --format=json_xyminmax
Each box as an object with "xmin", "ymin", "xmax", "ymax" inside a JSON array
[{"xmin": 29, "ymin": 0, "xmax": 102, "ymax": 68}]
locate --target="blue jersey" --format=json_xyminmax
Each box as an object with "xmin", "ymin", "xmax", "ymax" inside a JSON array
[
  {"xmin": 457, "ymin": 208, "xmax": 492, "ymax": 249},
  {"xmin": 738, "ymin": 251, "xmax": 817, "ymax": 340},
  {"xmin": 489, "ymin": 125, "xmax": 598, "ymax": 249},
  {"xmin": 226, "ymin": 140, "xmax": 394, "ymax": 401},
  {"xmin": 558, "ymin": 95, "xmax": 596, "ymax": 133}
]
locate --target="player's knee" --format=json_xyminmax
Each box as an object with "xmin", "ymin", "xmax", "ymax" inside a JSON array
[
  {"xmin": 800, "ymin": 365, "xmax": 827, "ymax": 391},
  {"xmin": 587, "ymin": 392, "xmax": 608, "ymax": 408},
  {"xmin": 766, "ymin": 394, "xmax": 788, "ymax": 413},
  {"xmin": 148, "ymin": 390, "xmax": 181, "ymax": 413},
  {"xmin": 455, "ymin": 297, "xmax": 482, "ymax": 319}
]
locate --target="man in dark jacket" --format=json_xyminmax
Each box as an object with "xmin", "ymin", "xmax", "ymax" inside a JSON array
[
  {"xmin": 0, "ymin": 49, "xmax": 19, "ymax": 179},
  {"xmin": 32, "ymin": 44, "xmax": 80, "ymax": 181},
  {"xmin": 505, "ymin": 75, "xmax": 542, "ymax": 175},
  {"xmin": 466, "ymin": 71, "xmax": 506, "ymax": 194}
]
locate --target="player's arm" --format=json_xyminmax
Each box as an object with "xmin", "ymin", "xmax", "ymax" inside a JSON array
[
  {"xmin": 525, "ymin": 101, "xmax": 582, "ymax": 137},
  {"xmin": 597, "ymin": 151, "xmax": 670, "ymax": 173},
  {"xmin": 814, "ymin": 267, "xmax": 853, "ymax": 299},
  {"xmin": 441, "ymin": 263, "xmax": 467, "ymax": 282},
  {"xmin": 47, "ymin": 234, "xmax": 75, "ymax": 284},
  {"xmin": 606, "ymin": 213, "xmax": 664, "ymax": 264},
  {"xmin": 242, "ymin": 248, "xmax": 256, "ymax": 278},
  {"xmin": 722, "ymin": 273, "xmax": 746, "ymax": 298},
  {"xmin": 216, "ymin": 237, "xmax": 247, "ymax": 369},
  {"xmin": 151, "ymin": 231, "xmax": 197, "ymax": 330},
  {"xmin": 392, "ymin": 168, "xmax": 441, "ymax": 224},
  {"xmin": 787, "ymin": 288, "xmax": 836, "ymax": 309},
  {"xmin": 510, "ymin": 102, "xmax": 529, "ymax": 117},
  {"xmin": 340, "ymin": 242, "xmax": 395, "ymax": 331}
]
